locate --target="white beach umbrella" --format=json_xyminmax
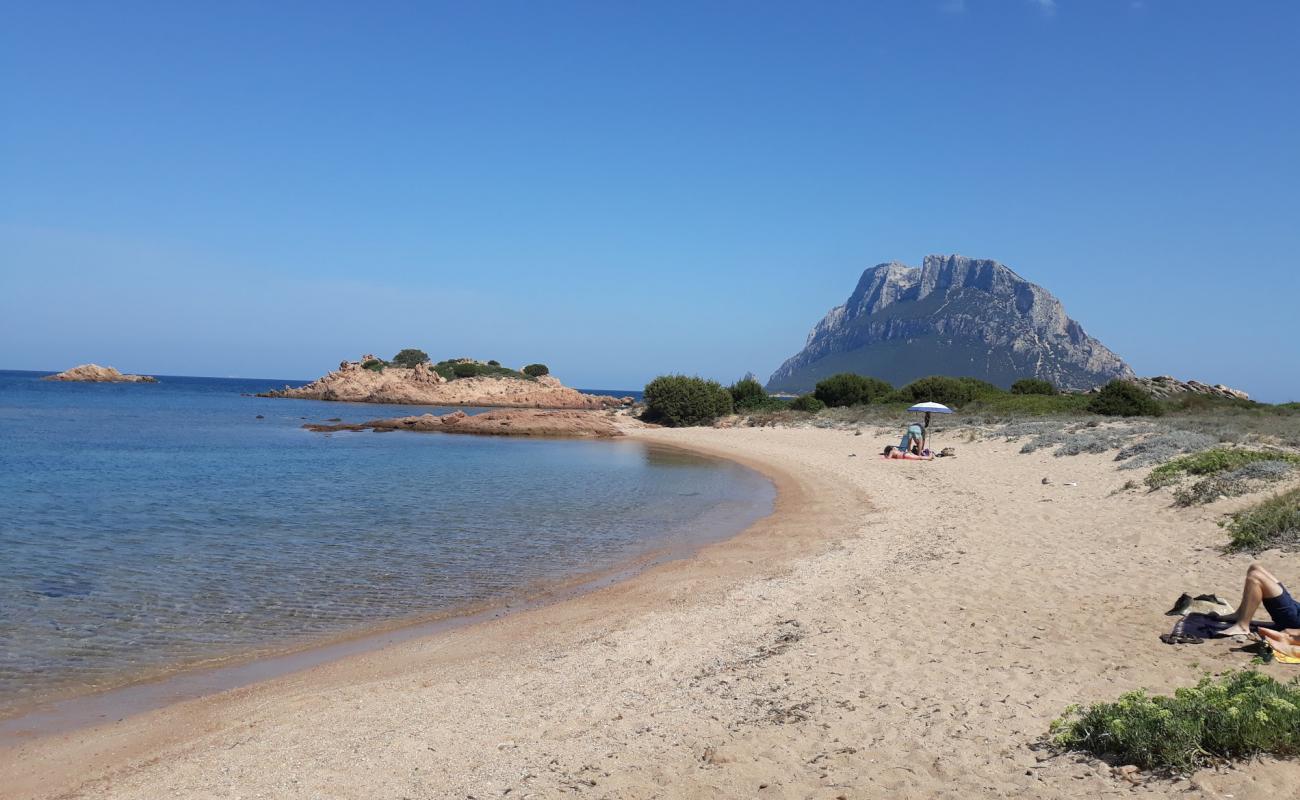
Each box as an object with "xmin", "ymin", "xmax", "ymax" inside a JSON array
[{"xmin": 907, "ymin": 402, "xmax": 953, "ymax": 415}]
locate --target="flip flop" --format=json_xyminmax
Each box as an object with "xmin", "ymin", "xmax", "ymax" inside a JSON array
[
  {"xmin": 1160, "ymin": 633, "xmax": 1205, "ymax": 645},
  {"xmin": 1164, "ymin": 593, "xmax": 1193, "ymax": 616}
]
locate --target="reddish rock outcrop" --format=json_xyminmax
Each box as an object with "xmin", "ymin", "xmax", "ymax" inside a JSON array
[
  {"xmin": 304, "ymin": 409, "xmax": 625, "ymax": 438},
  {"xmin": 261, "ymin": 356, "xmax": 631, "ymax": 410},
  {"xmin": 44, "ymin": 364, "xmax": 158, "ymax": 383}
]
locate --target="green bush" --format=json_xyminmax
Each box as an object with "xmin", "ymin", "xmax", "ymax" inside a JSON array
[
  {"xmin": 788, "ymin": 394, "xmax": 825, "ymax": 413},
  {"xmin": 893, "ymin": 375, "xmax": 983, "ymax": 408},
  {"xmin": 1050, "ymin": 670, "xmax": 1300, "ymax": 774},
  {"xmin": 361, "ymin": 359, "xmax": 386, "ymax": 372},
  {"xmin": 1146, "ymin": 448, "xmax": 1300, "ymax": 489},
  {"xmin": 1011, "ymin": 378, "xmax": 1056, "ymax": 395},
  {"xmin": 390, "ymin": 348, "xmax": 429, "ymax": 368},
  {"xmin": 813, "ymin": 373, "xmax": 893, "ymax": 408},
  {"xmin": 523, "ymin": 363, "xmax": 550, "ymax": 377},
  {"xmin": 487, "ymin": 360, "xmax": 500, "ymax": 366},
  {"xmin": 727, "ymin": 377, "xmax": 775, "ymax": 411},
  {"xmin": 1225, "ymin": 488, "xmax": 1300, "ymax": 552},
  {"xmin": 452, "ymin": 362, "xmax": 482, "ymax": 378},
  {"xmin": 1087, "ymin": 380, "xmax": 1164, "ymax": 417},
  {"xmin": 643, "ymin": 375, "xmax": 734, "ymax": 427}
]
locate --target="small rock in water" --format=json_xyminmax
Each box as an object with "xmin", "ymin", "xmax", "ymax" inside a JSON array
[{"xmin": 255, "ymin": 415, "xmax": 264, "ymax": 419}]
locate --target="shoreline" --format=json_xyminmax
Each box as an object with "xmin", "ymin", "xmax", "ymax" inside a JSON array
[
  {"xmin": 0, "ymin": 438, "xmax": 773, "ymax": 737},
  {"xmin": 0, "ymin": 432, "xmax": 819, "ymax": 800},
  {"xmin": 7, "ymin": 426, "xmax": 1300, "ymax": 798}
]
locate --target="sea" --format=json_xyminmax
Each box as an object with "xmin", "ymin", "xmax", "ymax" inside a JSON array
[{"xmin": 0, "ymin": 370, "xmax": 772, "ymax": 719}]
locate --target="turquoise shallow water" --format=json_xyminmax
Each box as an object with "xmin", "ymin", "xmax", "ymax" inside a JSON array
[{"xmin": 0, "ymin": 370, "xmax": 772, "ymax": 713}]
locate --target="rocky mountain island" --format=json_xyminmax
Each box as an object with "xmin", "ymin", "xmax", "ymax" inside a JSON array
[
  {"xmin": 261, "ymin": 353, "xmax": 631, "ymax": 410},
  {"xmin": 44, "ymin": 364, "xmax": 158, "ymax": 383},
  {"xmin": 767, "ymin": 254, "xmax": 1134, "ymax": 393}
]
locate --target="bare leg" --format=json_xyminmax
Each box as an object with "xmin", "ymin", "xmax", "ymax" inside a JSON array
[{"xmin": 1221, "ymin": 563, "xmax": 1285, "ymax": 635}]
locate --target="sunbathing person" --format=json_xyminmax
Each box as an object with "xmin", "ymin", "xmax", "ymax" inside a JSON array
[
  {"xmin": 882, "ymin": 445, "xmax": 933, "ymax": 461},
  {"xmin": 1217, "ymin": 562, "xmax": 1300, "ymax": 637},
  {"xmin": 1257, "ymin": 627, "xmax": 1300, "ymax": 658}
]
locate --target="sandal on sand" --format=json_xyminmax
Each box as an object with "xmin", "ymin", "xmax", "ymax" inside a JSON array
[
  {"xmin": 1160, "ymin": 633, "xmax": 1205, "ymax": 645},
  {"xmin": 1164, "ymin": 593, "xmax": 1194, "ymax": 616}
]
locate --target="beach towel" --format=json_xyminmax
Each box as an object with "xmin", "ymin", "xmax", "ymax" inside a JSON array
[{"xmin": 1166, "ymin": 613, "xmax": 1277, "ymax": 643}]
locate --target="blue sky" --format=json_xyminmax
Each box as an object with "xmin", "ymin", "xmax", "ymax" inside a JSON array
[{"xmin": 2, "ymin": 1, "xmax": 1297, "ymax": 400}]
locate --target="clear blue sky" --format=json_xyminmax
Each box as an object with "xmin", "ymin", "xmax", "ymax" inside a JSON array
[{"xmin": 2, "ymin": 1, "xmax": 1297, "ymax": 400}]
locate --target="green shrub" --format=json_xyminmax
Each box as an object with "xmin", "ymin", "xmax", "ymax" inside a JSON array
[
  {"xmin": 1011, "ymin": 378, "xmax": 1056, "ymax": 395},
  {"xmin": 487, "ymin": 360, "xmax": 500, "ymax": 366},
  {"xmin": 728, "ymin": 377, "xmax": 767, "ymax": 409},
  {"xmin": 1146, "ymin": 448, "xmax": 1300, "ymax": 489},
  {"xmin": 813, "ymin": 373, "xmax": 893, "ymax": 407},
  {"xmin": 361, "ymin": 359, "xmax": 386, "ymax": 372},
  {"xmin": 788, "ymin": 394, "xmax": 825, "ymax": 413},
  {"xmin": 1225, "ymin": 488, "xmax": 1300, "ymax": 552},
  {"xmin": 1087, "ymin": 380, "xmax": 1164, "ymax": 417},
  {"xmin": 523, "ymin": 363, "xmax": 550, "ymax": 377},
  {"xmin": 1050, "ymin": 670, "xmax": 1300, "ymax": 774},
  {"xmin": 893, "ymin": 375, "xmax": 983, "ymax": 408},
  {"xmin": 390, "ymin": 348, "xmax": 429, "ymax": 368},
  {"xmin": 643, "ymin": 375, "xmax": 734, "ymax": 427},
  {"xmin": 452, "ymin": 362, "xmax": 482, "ymax": 378}
]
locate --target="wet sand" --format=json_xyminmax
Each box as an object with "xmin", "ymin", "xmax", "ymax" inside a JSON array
[{"xmin": 4, "ymin": 425, "xmax": 1300, "ymax": 799}]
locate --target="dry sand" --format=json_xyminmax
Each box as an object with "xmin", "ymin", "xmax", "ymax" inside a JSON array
[{"xmin": 5, "ymin": 425, "xmax": 1300, "ymax": 799}]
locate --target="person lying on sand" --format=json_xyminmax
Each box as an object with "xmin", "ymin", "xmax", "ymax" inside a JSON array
[
  {"xmin": 1217, "ymin": 562, "xmax": 1300, "ymax": 637},
  {"xmin": 882, "ymin": 445, "xmax": 933, "ymax": 461},
  {"xmin": 1257, "ymin": 627, "xmax": 1300, "ymax": 658}
]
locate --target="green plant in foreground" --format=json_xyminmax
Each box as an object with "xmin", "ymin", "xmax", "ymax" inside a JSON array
[
  {"xmin": 1146, "ymin": 448, "xmax": 1300, "ymax": 489},
  {"xmin": 643, "ymin": 375, "xmax": 734, "ymax": 427},
  {"xmin": 1224, "ymin": 488, "xmax": 1300, "ymax": 552},
  {"xmin": 1050, "ymin": 670, "xmax": 1300, "ymax": 774},
  {"xmin": 522, "ymin": 363, "xmax": 549, "ymax": 377}
]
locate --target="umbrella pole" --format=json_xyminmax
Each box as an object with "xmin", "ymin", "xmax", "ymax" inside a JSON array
[{"xmin": 923, "ymin": 411, "xmax": 931, "ymax": 451}]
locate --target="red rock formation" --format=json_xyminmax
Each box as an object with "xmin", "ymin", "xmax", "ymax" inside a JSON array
[{"xmin": 44, "ymin": 364, "xmax": 158, "ymax": 383}]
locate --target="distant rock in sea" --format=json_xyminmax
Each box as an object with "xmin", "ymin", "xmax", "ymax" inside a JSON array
[
  {"xmin": 766, "ymin": 254, "xmax": 1134, "ymax": 393},
  {"xmin": 44, "ymin": 364, "xmax": 158, "ymax": 383},
  {"xmin": 262, "ymin": 355, "xmax": 632, "ymax": 410}
]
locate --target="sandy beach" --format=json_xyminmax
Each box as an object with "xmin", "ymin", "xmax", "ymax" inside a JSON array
[{"xmin": 5, "ymin": 424, "xmax": 1300, "ymax": 799}]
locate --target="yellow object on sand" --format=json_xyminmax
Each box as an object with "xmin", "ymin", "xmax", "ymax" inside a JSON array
[{"xmin": 1267, "ymin": 643, "xmax": 1300, "ymax": 664}]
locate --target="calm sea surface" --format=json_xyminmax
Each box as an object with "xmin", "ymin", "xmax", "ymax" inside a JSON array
[{"xmin": 0, "ymin": 370, "xmax": 771, "ymax": 714}]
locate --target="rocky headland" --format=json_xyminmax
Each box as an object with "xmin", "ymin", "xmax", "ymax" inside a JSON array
[
  {"xmin": 260, "ymin": 355, "xmax": 631, "ymax": 410},
  {"xmin": 1123, "ymin": 375, "xmax": 1250, "ymax": 401},
  {"xmin": 304, "ymin": 409, "xmax": 627, "ymax": 438},
  {"xmin": 43, "ymin": 364, "xmax": 158, "ymax": 383},
  {"xmin": 767, "ymin": 254, "xmax": 1134, "ymax": 393}
]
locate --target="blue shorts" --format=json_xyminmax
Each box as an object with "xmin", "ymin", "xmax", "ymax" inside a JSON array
[{"xmin": 1263, "ymin": 585, "xmax": 1300, "ymax": 629}]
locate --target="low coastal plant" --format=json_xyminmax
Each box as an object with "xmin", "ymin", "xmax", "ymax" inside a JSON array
[
  {"xmin": 1050, "ymin": 670, "xmax": 1300, "ymax": 774},
  {"xmin": 813, "ymin": 373, "xmax": 892, "ymax": 407},
  {"xmin": 390, "ymin": 348, "xmax": 429, "ymax": 368},
  {"xmin": 431, "ymin": 360, "xmax": 534, "ymax": 382},
  {"xmin": 888, "ymin": 375, "xmax": 990, "ymax": 408},
  {"xmin": 1174, "ymin": 461, "xmax": 1295, "ymax": 507},
  {"xmin": 1146, "ymin": 448, "xmax": 1300, "ymax": 489},
  {"xmin": 788, "ymin": 394, "xmax": 825, "ymax": 413},
  {"xmin": 361, "ymin": 358, "xmax": 386, "ymax": 372},
  {"xmin": 1010, "ymin": 378, "xmax": 1056, "ymax": 395},
  {"xmin": 643, "ymin": 375, "xmax": 734, "ymax": 427},
  {"xmin": 522, "ymin": 363, "xmax": 550, "ymax": 377},
  {"xmin": 1224, "ymin": 488, "xmax": 1300, "ymax": 552},
  {"xmin": 1115, "ymin": 431, "xmax": 1218, "ymax": 470}
]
